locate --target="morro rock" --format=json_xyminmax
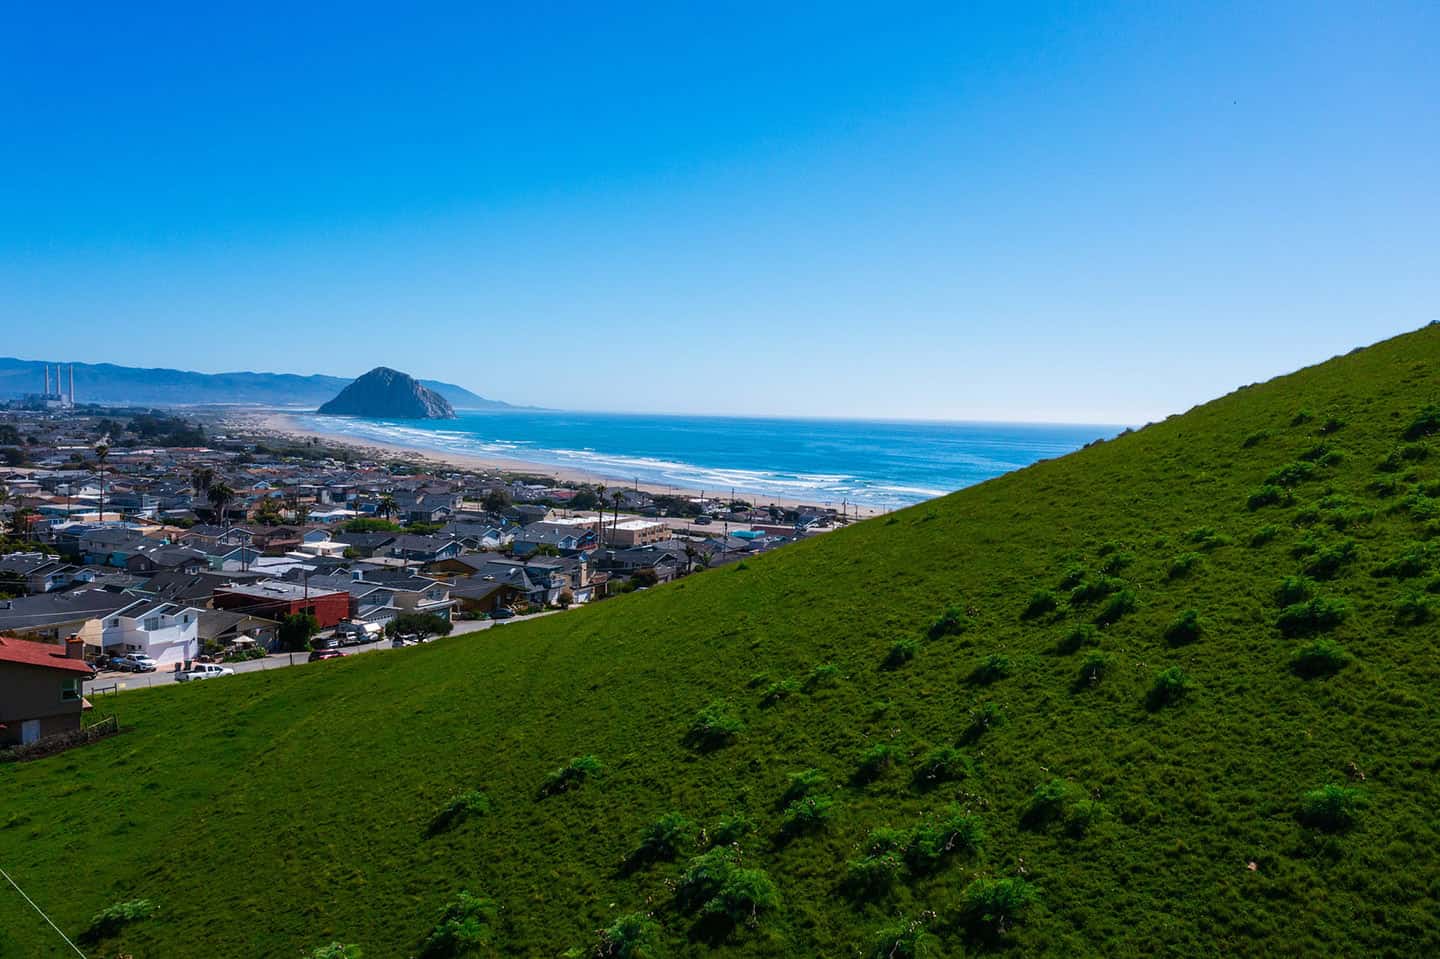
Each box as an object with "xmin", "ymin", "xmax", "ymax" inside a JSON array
[{"xmin": 317, "ymin": 367, "xmax": 456, "ymax": 419}]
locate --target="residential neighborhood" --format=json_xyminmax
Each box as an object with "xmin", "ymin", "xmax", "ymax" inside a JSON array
[{"xmin": 0, "ymin": 405, "xmax": 849, "ymax": 752}]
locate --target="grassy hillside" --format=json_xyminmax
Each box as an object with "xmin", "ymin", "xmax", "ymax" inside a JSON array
[{"xmin": 6, "ymin": 327, "xmax": 1440, "ymax": 958}]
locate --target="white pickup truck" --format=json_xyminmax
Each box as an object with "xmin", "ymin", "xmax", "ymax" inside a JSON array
[{"xmin": 175, "ymin": 663, "xmax": 235, "ymax": 682}]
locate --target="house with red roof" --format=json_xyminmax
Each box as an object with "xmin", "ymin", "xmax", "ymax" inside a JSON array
[{"xmin": 0, "ymin": 635, "xmax": 93, "ymax": 747}]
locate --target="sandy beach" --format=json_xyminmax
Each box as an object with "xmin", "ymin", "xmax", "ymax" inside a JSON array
[{"xmin": 220, "ymin": 411, "xmax": 887, "ymax": 518}]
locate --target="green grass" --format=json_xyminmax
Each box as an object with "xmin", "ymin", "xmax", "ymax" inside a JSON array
[{"xmin": 6, "ymin": 326, "xmax": 1440, "ymax": 956}]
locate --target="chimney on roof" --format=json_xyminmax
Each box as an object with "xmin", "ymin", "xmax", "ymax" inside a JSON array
[{"xmin": 66, "ymin": 633, "xmax": 85, "ymax": 659}]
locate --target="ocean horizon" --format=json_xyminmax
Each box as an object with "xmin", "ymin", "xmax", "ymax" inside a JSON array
[{"xmin": 291, "ymin": 408, "xmax": 1122, "ymax": 509}]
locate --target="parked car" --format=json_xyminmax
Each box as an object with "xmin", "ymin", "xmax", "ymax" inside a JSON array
[
  {"xmin": 175, "ymin": 663, "xmax": 235, "ymax": 682},
  {"xmin": 490, "ymin": 608, "xmax": 516, "ymax": 620},
  {"xmin": 308, "ymin": 649, "xmax": 345, "ymax": 662},
  {"xmin": 391, "ymin": 635, "xmax": 418, "ymax": 648},
  {"xmin": 693, "ymin": 515, "xmax": 712, "ymax": 525},
  {"xmin": 113, "ymin": 654, "xmax": 158, "ymax": 673}
]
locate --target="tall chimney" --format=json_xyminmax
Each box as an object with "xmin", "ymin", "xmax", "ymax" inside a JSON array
[
  {"xmin": 69, "ymin": 365, "xmax": 75, "ymax": 405},
  {"xmin": 44, "ymin": 364, "xmax": 50, "ymax": 395}
]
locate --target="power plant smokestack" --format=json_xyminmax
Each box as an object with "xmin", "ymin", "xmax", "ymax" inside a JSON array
[
  {"xmin": 43, "ymin": 364, "xmax": 50, "ymax": 395},
  {"xmin": 69, "ymin": 365, "xmax": 75, "ymax": 405}
]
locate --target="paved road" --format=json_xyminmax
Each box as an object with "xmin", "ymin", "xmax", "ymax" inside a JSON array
[{"xmin": 84, "ymin": 610, "xmax": 557, "ymax": 696}]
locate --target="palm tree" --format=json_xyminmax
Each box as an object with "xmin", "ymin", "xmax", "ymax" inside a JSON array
[
  {"xmin": 682, "ymin": 541, "xmax": 698, "ymax": 575},
  {"xmin": 610, "ymin": 490, "xmax": 625, "ymax": 545},
  {"xmin": 379, "ymin": 494, "xmax": 397, "ymax": 521},
  {"xmin": 191, "ymin": 467, "xmax": 214, "ymax": 499},
  {"xmin": 594, "ymin": 485, "xmax": 607, "ymax": 546},
  {"xmin": 94, "ymin": 437, "xmax": 110, "ymax": 522},
  {"xmin": 208, "ymin": 483, "xmax": 236, "ymax": 528}
]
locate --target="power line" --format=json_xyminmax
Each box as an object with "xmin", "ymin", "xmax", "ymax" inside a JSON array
[{"xmin": 0, "ymin": 864, "xmax": 88, "ymax": 958}]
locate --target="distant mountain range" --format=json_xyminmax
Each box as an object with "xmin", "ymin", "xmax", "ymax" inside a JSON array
[{"xmin": 0, "ymin": 357, "xmax": 512, "ymax": 410}]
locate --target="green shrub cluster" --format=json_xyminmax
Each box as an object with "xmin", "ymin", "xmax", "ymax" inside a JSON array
[
  {"xmin": 884, "ymin": 638, "xmax": 918, "ymax": 669},
  {"xmin": 854, "ymin": 743, "xmax": 899, "ymax": 784},
  {"xmin": 1276, "ymin": 597, "xmax": 1348, "ymax": 637},
  {"xmin": 687, "ymin": 702, "xmax": 744, "ymax": 750},
  {"xmin": 958, "ymin": 877, "xmax": 1038, "ymax": 940},
  {"xmin": 1147, "ymin": 667, "xmax": 1193, "ymax": 710},
  {"xmin": 541, "ymin": 755, "xmax": 603, "ymax": 796},
  {"xmin": 1298, "ymin": 783, "xmax": 1365, "ymax": 831},
  {"xmin": 84, "ymin": 898, "xmax": 157, "ymax": 943},
  {"xmin": 1290, "ymin": 638, "xmax": 1351, "ymax": 677},
  {"xmin": 781, "ymin": 794, "xmax": 836, "ymax": 836},
  {"xmin": 676, "ymin": 849, "xmax": 779, "ymax": 928},
  {"xmin": 593, "ymin": 912, "xmax": 659, "ymax": 959},
  {"xmin": 627, "ymin": 811, "xmax": 696, "ymax": 866},
  {"xmin": 969, "ymin": 653, "xmax": 1012, "ymax": 684},
  {"xmin": 1056, "ymin": 622, "xmax": 1098, "ymax": 654},
  {"xmin": 419, "ymin": 891, "xmax": 498, "ymax": 958},
  {"xmin": 1022, "ymin": 588, "xmax": 1059, "ymax": 619},
  {"xmin": 1163, "ymin": 609, "xmax": 1204, "ymax": 646},
  {"xmin": 927, "ymin": 605, "xmax": 972, "ymax": 639},
  {"xmin": 1094, "ymin": 589, "xmax": 1138, "ymax": 626},
  {"xmin": 427, "ymin": 789, "xmax": 491, "ymax": 837},
  {"xmin": 912, "ymin": 745, "xmax": 973, "ymax": 787}
]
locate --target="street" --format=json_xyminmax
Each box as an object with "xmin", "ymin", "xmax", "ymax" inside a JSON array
[{"xmin": 83, "ymin": 610, "xmax": 555, "ymax": 696}]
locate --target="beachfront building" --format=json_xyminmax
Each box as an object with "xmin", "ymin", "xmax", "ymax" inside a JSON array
[{"xmin": 606, "ymin": 519, "xmax": 669, "ymax": 548}]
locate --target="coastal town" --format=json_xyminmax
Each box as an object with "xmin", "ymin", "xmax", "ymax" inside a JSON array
[{"xmin": 0, "ymin": 399, "xmax": 851, "ymax": 753}]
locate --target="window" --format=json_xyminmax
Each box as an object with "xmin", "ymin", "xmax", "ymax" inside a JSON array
[
  {"xmin": 61, "ymin": 678, "xmax": 80, "ymax": 702},
  {"xmin": 144, "ymin": 617, "xmax": 161, "ymax": 631}
]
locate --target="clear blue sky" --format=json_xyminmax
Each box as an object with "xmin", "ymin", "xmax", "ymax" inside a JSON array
[{"xmin": 2, "ymin": 2, "xmax": 1436, "ymax": 422}]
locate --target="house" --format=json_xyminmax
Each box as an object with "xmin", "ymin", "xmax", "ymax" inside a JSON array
[
  {"xmin": 512, "ymin": 522, "xmax": 598, "ymax": 557},
  {"xmin": 76, "ymin": 527, "xmax": 153, "ymax": 567},
  {"xmin": 594, "ymin": 547, "xmax": 682, "ymax": 584},
  {"xmin": 0, "ymin": 553, "xmax": 78, "ymax": 594},
  {"xmin": 124, "ymin": 544, "xmax": 208, "ymax": 575},
  {"xmin": 0, "ymin": 589, "xmax": 136, "ymax": 648},
  {"xmin": 0, "ymin": 635, "xmax": 93, "ymax": 746},
  {"xmin": 354, "ymin": 573, "xmax": 454, "ymax": 621},
  {"xmin": 197, "ymin": 609, "xmax": 279, "ymax": 650},
  {"xmin": 448, "ymin": 575, "xmax": 528, "ymax": 614},
  {"xmin": 605, "ymin": 519, "xmax": 670, "ymax": 548},
  {"xmin": 331, "ymin": 531, "xmax": 397, "ymax": 559},
  {"xmin": 211, "ymin": 580, "xmax": 351, "ymax": 629},
  {"xmin": 388, "ymin": 535, "xmax": 463, "ymax": 564},
  {"xmin": 455, "ymin": 556, "xmax": 594, "ymax": 605},
  {"xmin": 100, "ymin": 600, "xmax": 202, "ymax": 667}
]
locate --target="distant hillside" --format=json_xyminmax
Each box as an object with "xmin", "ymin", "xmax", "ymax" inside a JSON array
[
  {"xmin": 0, "ymin": 357, "xmax": 511, "ymax": 410},
  {"xmin": 7, "ymin": 327, "xmax": 1440, "ymax": 957}
]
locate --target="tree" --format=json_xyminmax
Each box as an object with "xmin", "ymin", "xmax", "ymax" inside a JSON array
[
  {"xmin": 594, "ymin": 485, "xmax": 608, "ymax": 546},
  {"xmin": 278, "ymin": 612, "xmax": 319, "ymax": 651},
  {"xmin": 208, "ymin": 483, "xmax": 237, "ymax": 527},
  {"xmin": 191, "ymin": 467, "xmax": 215, "ymax": 498},
  {"xmin": 610, "ymin": 490, "xmax": 625, "ymax": 544},
  {"xmin": 94, "ymin": 438, "xmax": 109, "ymax": 520},
  {"xmin": 482, "ymin": 489, "xmax": 510, "ymax": 513},
  {"xmin": 385, "ymin": 613, "xmax": 453, "ymax": 642},
  {"xmin": 378, "ymin": 494, "xmax": 397, "ymax": 521},
  {"xmin": 568, "ymin": 489, "xmax": 598, "ymax": 511}
]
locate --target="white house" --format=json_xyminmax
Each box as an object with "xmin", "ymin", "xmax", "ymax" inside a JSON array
[{"xmin": 101, "ymin": 599, "xmax": 201, "ymax": 667}]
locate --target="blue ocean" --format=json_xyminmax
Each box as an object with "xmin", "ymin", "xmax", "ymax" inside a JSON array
[{"xmin": 294, "ymin": 410, "xmax": 1120, "ymax": 510}]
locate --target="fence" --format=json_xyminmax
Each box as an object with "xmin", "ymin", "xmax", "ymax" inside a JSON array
[{"xmin": 0, "ymin": 714, "xmax": 121, "ymax": 763}]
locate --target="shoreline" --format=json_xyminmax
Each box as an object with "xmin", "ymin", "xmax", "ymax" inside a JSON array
[{"xmin": 220, "ymin": 411, "xmax": 891, "ymax": 518}]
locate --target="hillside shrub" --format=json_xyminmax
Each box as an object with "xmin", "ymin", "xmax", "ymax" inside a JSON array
[
  {"xmin": 760, "ymin": 679, "xmax": 800, "ymax": 707},
  {"xmin": 1303, "ymin": 540, "xmax": 1357, "ymax": 580},
  {"xmin": 710, "ymin": 813, "xmax": 755, "ymax": 847},
  {"xmin": 963, "ymin": 701, "xmax": 1005, "ymax": 742},
  {"xmin": 1290, "ymin": 638, "xmax": 1351, "ymax": 677},
  {"xmin": 1168, "ymin": 552, "xmax": 1203, "ymax": 579},
  {"xmin": 428, "ymin": 789, "xmax": 491, "ymax": 836},
  {"xmin": 1163, "ymin": 609, "xmax": 1204, "ymax": 646},
  {"xmin": 1094, "ymin": 589, "xmax": 1138, "ymax": 626},
  {"xmin": 1247, "ymin": 484, "xmax": 1291, "ymax": 510},
  {"xmin": 884, "ymin": 638, "xmax": 918, "ymax": 669},
  {"xmin": 1055, "ymin": 623, "xmax": 1098, "ymax": 654},
  {"xmin": 1069, "ymin": 575, "xmax": 1122, "ymax": 605},
  {"xmin": 306, "ymin": 945, "xmax": 362, "ymax": 959},
  {"xmin": 593, "ymin": 912, "xmax": 659, "ymax": 959},
  {"xmin": 1022, "ymin": 588, "xmax": 1058, "ymax": 619},
  {"xmin": 628, "ymin": 812, "xmax": 696, "ymax": 866},
  {"xmin": 781, "ymin": 794, "xmax": 835, "ymax": 836},
  {"xmin": 1057, "ymin": 564, "xmax": 1088, "ymax": 589},
  {"xmin": 905, "ymin": 807, "xmax": 985, "ymax": 872},
  {"xmin": 845, "ymin": 851, "xmax": 903, "ymax": 900},
  {"xmin": 1275, "ymin": 575, "xmax": 1313, "ymax": 606},
  {"xmin": 1276, "ymin": 597, "xmax": 1349, "ymax": 637},
  {"xmin": 958, "ymin": 877, "xmax": 1037, "ymax": 940},
  {"xmin": 1185, "ymin": 526, "xmax": 1230, "ymax": 550},
  {"xmin": 1241, "ymin": 429, "xmax": 1269, "ymax": 448},
  {"xmin": 1077, "ymin": 651, "xmax": 1110, "ymax": 688},
  {"xmin": 913, "ymin": 745, "xmax": 973, "ymax": 787},
  {"xmin": 701, "ymin": 867, "xmax": 780, "ymax": 927},
  {"xmin": 1100, "ymin": 550, "xmax": 1135, "ymax": 574},
  {"xmin": 1147, "ymin": 667, "xmax": 1193, "ymax": 710},
  {"xmin": 782, "ymin": 768, "xmax": 827, "ymax": 803},
  {"xmin": 419, "ymin": 891, "xmax": 498, "ymax": 958},
  {"xmin": 969, "ymin": 653, "xmax": 1012, "ymax": 684},
  {"xmin": 1250, "ymin": 524, "xmax": 1281, "ymax": 546},
  {"xmin": 1266, "ymin": 462, "xmax": 1316, "ymax": 488},
  {"xmin": 541, "ymin": 755, "xmax": 602, "ymax": 797},
  {"xmin": 1319, "ymin": 416, "xmax": 1346, "ymax": 434},
  {"xmin": 1372, "ymin": 544, "xmax": 1429, "ymax": 578},
  {"xmin": 676, "ymin": 848, "xmax": 739, "ymax": 912},
  {"xmin": 687, "ymin": 702, "xmax": 744, "ymax": 750},
  {"xmin": 805, "ymin": 662, "xmax": 841, "ymax": 690},
  {"xmin": 870, "ymin": 915, "xmax": 937, "ymax": 958},
  {"xmin": 1291, "ymin": 408, "xmax": 1313, "ymax": 426},
  {"xmin": 1021, "ymin": 778, "xmax": 1072, "ymax": 829},
  {"xmin": 1395, "ymin": 593, "xmax": 1433, "ymax": 626},
  {"xmin": 927, "ymin": 605, "xmax": 971, "ymax": 639},
  {"xmin": 1064, "ymin": 799, "xmax": 1109, "ymax": 838},
  {"xmin": 854, "ymin": 743, "xmax": 899, "ymax": 784},
  {"xmin": 1298, "ymin": 783, "xmax": 1365, "ymax": 831},
  {"xmin": 1402, "ymin": 404, "xmax": 1440, "ymax": 440},
  {"xmin": 84, "ymin": 899, "xmax": 157, "ymax": 942}
]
